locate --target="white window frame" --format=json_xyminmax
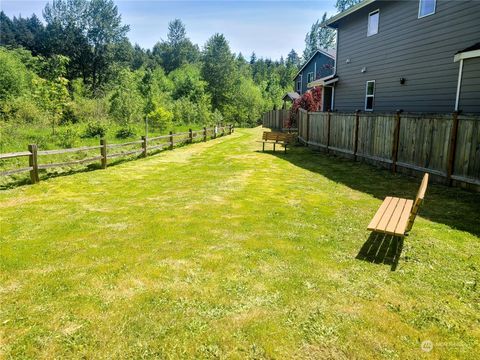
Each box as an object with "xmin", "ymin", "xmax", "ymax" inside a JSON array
[
  {"xmin": 418, "ymin": 0, "xmax": 436, "ymax": 18},
  {"xmin": 296, "ymin": 79, "xmax": 301, "ymax": 92},
  {"xmin": 367, "ymin": 10, "xmax": 379, "ymax": 37},
  {"xmin": 365, "ymin": 80, "xmax": 375, "ymax": 111},
  {"xmin": 307, "ymin": 72, "xmax": 314, "ymax": 83}
]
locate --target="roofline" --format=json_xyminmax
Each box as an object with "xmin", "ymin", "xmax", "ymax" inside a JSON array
[
  {"xmin": 454, "ymin": 49, "xmax": 480, "ymax": 62},
  {"xmin": 324, "ymin": 0, "xmax": 377, "ymax": 28},
  {"xmin": 293, "ymin": 49, "xmax": 335, "ymax": 80}
]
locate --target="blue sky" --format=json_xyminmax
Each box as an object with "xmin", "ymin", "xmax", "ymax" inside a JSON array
[{"xmin": 1, "ymin": 0, "xmax": 338, "ymax": 59}]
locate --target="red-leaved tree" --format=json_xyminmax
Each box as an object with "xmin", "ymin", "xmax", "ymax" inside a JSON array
[{"xmin": 288, "ymin": 87, "xmax": 323, "ymax": 127}]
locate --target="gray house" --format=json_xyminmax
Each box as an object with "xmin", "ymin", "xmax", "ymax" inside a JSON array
[
  {"xmin": 325, "ymin": 0, "xmax": 480, "ymax": 113},
  {"xmin": 293, "ymin": 50, "xmax": 335, "ymax": 95}
]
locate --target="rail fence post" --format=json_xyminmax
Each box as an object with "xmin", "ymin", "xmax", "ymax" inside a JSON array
[
  {"xmin": 189, "ymin": 129, "xmax": 193, "ymax": 143},
  {"xmin": 28, "ymin": 144, "xmax": 39, "ymax": 184},
  {"xmin": 203, "ymin": 127, "xmax": 207, "ymax": 141},
  {"xmin": 392, "ymin": 111, "xmax": 402, "ymax": 173},
  {"xmin": 326, "ymin": 111, "xmax": 331, "ymax": 153},
  {"xmin": 169, "ymin": 131, "xmax": 174, "ymax": 150},
  {"xmin": 354, "ymin": 110, "xmax": 360, "ymax": 161},
  {"xmin": 141, "ymin": 136, "xmax": 147, "ymax": 157},
  {"xmin": 214, "ymin": 124, "xmax": 217, "ymax": 139},
  {"xmin": 446, "ymin": 111, "xmax": 460, "ymax": 186},
  {"xmin": 100, "ymin": 138, "xmax": 107, "ymax": 169}
]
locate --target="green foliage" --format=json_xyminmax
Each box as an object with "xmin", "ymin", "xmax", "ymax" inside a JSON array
[
  {"xmin": 55, "ymin": 126, "xmax": 78, "ymax": 147},
  {"xmin": 109, "ymin": 68, "xmax": 143, "ymax": 126},
  {"xmin": 0, "ymin": 48, "xmax": 28, "ymax": 102},
  {"xmin": 83, "ymin": 121, "xmax": 107, "ymax": 138},
  {"xmin": 147, "ymin": 106, "xmax": 173, "ymax": 132},
  {"xmin": 202, "ymin": 34, "xmax": 236, "ymax": 112},
  {"xmin": 303, "ymin": 13, "xmax": 336, "ymax": 61},
  {"xmin": 115, "ymin": 125, "xmax": 136, "ymax": 139}
]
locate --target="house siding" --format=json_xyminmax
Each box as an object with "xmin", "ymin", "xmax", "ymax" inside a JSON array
[
  {"xmin": 294, "ymin": 52, "xmax": 335, "ymax": 94},
  {"xmin": 333, "ymin": 0, "xmax": 480, "ymax": 113}
]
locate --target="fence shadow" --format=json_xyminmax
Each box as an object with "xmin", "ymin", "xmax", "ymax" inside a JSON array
[
  {"xmin": 356, "ymin": 232, "xmax": 404, "ymax": 271},
  {"xmin": 268, "ymin": 147, "xmax": 480, "ymax": 238}
]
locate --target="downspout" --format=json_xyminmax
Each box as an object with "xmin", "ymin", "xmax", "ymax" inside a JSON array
[
  {"xmin": 332, "ymin": 28, "xmax": 339, "ymax": 110},
  {"xmin": 454, "ymin": 59, "xmax": 464, "ymax": 111}
]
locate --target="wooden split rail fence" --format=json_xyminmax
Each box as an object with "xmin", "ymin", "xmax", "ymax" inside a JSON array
[
  {"xmin": 0, "ymin": 124, "xmax": 234, "ymax": 184},
  {"xmin": 264, "ymin": 108, "xmax": 480, "ymax": 190}
]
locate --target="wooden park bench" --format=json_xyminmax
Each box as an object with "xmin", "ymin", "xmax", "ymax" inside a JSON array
[
  {"xmin": 259, "ymin": 131, "xmax": 296, "ymax": 154},
  {"xmin": 367, "ymin": 173, "xmax": 429, "ymax": 237}
]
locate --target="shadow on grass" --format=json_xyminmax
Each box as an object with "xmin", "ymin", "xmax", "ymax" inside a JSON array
[
  {"xmin": 266, "ymin": 146, "xmax": 480, "ymax": 238},
  {"xmin": 356, "ymin": 232, "xmax": 404, "ymax": 271}
]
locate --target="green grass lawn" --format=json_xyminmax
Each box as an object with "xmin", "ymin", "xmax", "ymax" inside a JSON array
[{"xmin": 1, "ymin": 127, "xmax": 479, "ymax": 359}]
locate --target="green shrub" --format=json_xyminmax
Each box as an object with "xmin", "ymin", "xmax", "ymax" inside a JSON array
[
  {"xmin": 83, "ymin": 121, "xmax": 107, "ymax": 138},
  {"xmin": 116, "ymin": 126, "xmax": 136, "ymax": 139},
  {"xmin": 56, "ymin": 127, "xmax": 79, "ymax": 148},
  {"xmin": 147, "ymin": 106, "xmax": 173, "ymax": 132},
  {"xmin": 60, "ymin": 105, "xmax": 79, "ymax": 125}
]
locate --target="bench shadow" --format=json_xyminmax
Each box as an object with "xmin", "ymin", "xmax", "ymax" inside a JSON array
[
  {"xmin": 356, "ymin": 233, "xmax": 404, "ymax": 271},
  {"xmin": 266, "ymin": 147, "xmax": 480, "ymax": 238}
]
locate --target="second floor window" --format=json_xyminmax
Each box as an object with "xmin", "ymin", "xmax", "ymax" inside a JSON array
[
  {"xmin": 419, "ymin": 0, "xmax": 436, "ymax": 18},
  {"xmin": 296, "ymin": 80, "xmax": 301, "ymax": 92},
  {"xmin": 367, "ymin": 10, "xmax": 379, "ymax": 36},
  {"xmin": 307, "ymin": 72, "xmax": 314, "ymax": 83}
]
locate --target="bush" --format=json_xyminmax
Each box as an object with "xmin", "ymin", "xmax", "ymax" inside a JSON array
[
  {"xmin": 83, "ymin": 121, "xmax": 107, "ymax": 138},
  {"xmin": 116, "ymin": 126, "xmax": 136, "ymax": 139},
  {"xmin": 60, "ymin": 105, "xmax": 79, "ymax": 125},
  {"xmin": 56, "ymin": 127, "xmax": 79, "ymax": 148},
  {"xmin": 147, "ymin": 106, "xmax": 173, "ymax": 132}
]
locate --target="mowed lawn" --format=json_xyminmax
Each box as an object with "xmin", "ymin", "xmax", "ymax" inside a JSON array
[{"xmin": 1, "ymin": 127, "xmax": 479, "ymax": 359}]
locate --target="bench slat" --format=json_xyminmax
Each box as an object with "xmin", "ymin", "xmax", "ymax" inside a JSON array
[
  {"xmin": 375, "ymin": 197, "xmax": 400, "ymax": 231},
  {"xmin": 394, "ymin": 199, "xmax": 414, "ymax": 235},
  {"xmin": 385, "ymin": 198, "xmax": 407, "ymax": 234},
  {"xmin": 367, "ymin": 196, "xmax": 393, "ymax": 230}
]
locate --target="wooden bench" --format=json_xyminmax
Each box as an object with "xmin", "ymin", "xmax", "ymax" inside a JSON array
[
  {"xmin": 367, "ymin": 173, "xmax": 429, "ymax": 237},
  {"xmin": 258, "ymin": 131, "xmax": 296, "ymax": 153}
]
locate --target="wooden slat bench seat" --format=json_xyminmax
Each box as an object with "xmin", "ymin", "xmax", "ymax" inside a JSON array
[
  {"xmin": 258, "ymin": 131, "xmax": 296, "ymax": 154},
  {"xmin": 367, "ymin": 173, "xmax": 429, "ymax": 237}
]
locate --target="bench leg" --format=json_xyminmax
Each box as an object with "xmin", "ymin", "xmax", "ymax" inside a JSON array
[
  {"xmin": 262, "ymin": 142, "xmax": 265, "ymax": 152},
  {"xmin": 284, "ymin": 144, "xmax": 287, "ymax": 154},
  {"xmin": 273, "ymin": 143, "xmax": 276, "ymax": 152}
]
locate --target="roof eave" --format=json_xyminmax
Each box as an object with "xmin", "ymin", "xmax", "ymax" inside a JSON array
[
  {"xmin": 325, "ymin": 0, "xmax": 377, "ymax": 28},
  {"xmin": 293, "ymin": 49, "xmax": 336, "ymax": 80}
]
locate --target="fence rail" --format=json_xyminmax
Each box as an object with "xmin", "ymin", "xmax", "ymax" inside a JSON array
[
  {"xmin": 264, "ymin": 109, "xmax": 480, "ymax": 190},
  {"xmin": 1, "ymin": 124, "xmax": 234, "ymax": 185}
]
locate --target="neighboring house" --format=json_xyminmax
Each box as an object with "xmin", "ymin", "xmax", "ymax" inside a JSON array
[
  {"xmin": 291, "ymin": 49, "xmax": 335, "ymax": 110},
  {"xmin": 325, "ymin": 0, "xmax": 480, "ymax": 113}
]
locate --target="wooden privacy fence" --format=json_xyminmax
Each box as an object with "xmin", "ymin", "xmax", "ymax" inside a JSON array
[
  {"xmin": 294, "ymin": 110, "xmax": 479, "ymax": 189},
  {"xmin": 0, "ymin": 124, "xmax": 234, "ymax": 184},
  {"xmin": 262, "ymin": 109, "xmax": 290, "ymax": 130}
]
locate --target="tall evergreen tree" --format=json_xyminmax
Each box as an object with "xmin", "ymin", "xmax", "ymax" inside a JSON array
[
  {"xmin": 286, "ymin": 49, "xmax": 300, "ymax": 68},
  {"xmin": 201, "ymin": 33, "xmax": 236, "ymax": 111},
  {"xmin": 152, "ymin": 19, "xmax": 200, "ymax": 73},
  {"xmin": 335, "ymin": 0, "xmax": 362, "ymax": 12}
]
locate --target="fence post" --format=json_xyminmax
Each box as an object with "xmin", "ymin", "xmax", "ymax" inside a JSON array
[
  {"xmin": 326, "ymin": 111, "xmax": 331, "ymax": 153},
  {"xmin": 391, "ymin": 111, "xmax": 401, "ymax": 173},
  {"xmin": 203, "ymin": 127, "xmax": 207, "ymax": 141},
  {"xmin": 169, "ymin": 131, "xmax": 174, "ymax": 150},
  {"xmin": 141, "ymin": 136, "xmax": 147, "ymax": 157},
  {"xmin": 28, "ymin": 144, "xmax": 39, "ymax": 184},
  {"xmin": 214, "ymin": 124, "xmax": 217, "ymax": 139},
  {"xmin": 446, "ymin": 111, "xmax": 460, "ymax": 186},
  {"xmin": 100, "ymin": 138, "xmax": 107, "ymax": 169},
  {"xmin": 305, "ymin": 111, "xmax": 310, "ymax": 146},
  {"xmin": 354, "ymin": 110, "xmax": 360, "ymax": 161},
  {"xmin": 189, "ymin": 129, "xmax": 193, "ymax": 143}
]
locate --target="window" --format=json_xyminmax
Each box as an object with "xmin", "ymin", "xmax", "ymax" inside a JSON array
[
  {"xmin": 367, "ymin": 10, "xmax": 379, "ymax": 36},
  {"xmin": 296, "ymin": 80, "xmax": 301, "ymax": 92},
  {"xmin": 418, "ymin": 0, "xmax": 436, "ymax": 18},
  {"xmin": 365, "ymin": 80, "xmax": 375, "ymax": 111},
  {"xmin": 307, "ymin": 72, "xmax": 314, "ymax": 83}
]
